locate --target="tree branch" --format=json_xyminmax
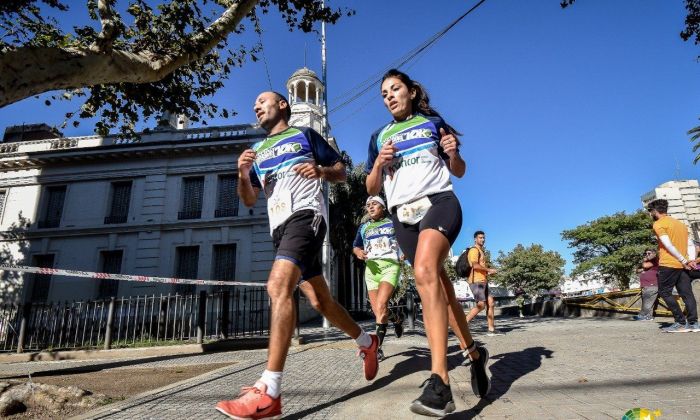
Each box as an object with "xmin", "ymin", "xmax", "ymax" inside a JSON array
[
  {"xmin": 153, "ymin": 0, "xmax": 259, "ymax": 77},
  {"xmin": 0, "ymin": 0, "xmax": 260, "ymax": 108},
  {"xmin": 90, "ymin": 0, "xmax": 119, "ymax": 53}
]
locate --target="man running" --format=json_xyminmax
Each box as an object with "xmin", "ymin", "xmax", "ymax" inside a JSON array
[
  {"xmin": 647, "ymin": 199, "xmax": 699, "ymax": 333},
  {"xmin": 353, "ymin": 196, "xmax": 404, "ymax": 359},
  {"xmin": 215, "ymin": 91, "xmax": 379, "ymax": 420},
  {"xmin": 465, "ymin": 231, "xmax": 499, "ymax": 336}
]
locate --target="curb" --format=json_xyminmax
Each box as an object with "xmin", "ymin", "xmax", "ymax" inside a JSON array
[{"xmin": 0, "ymin": 338, "xmax": 269, "ymax": 364}]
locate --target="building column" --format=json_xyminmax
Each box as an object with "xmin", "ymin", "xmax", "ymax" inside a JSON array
[
  {"xmin": 305, "ymin": 82, "xmax": 309, "ymax": 103},
  {"xmin": 315, "ymin": 87, "xmax": 320, "ymax": 106}
]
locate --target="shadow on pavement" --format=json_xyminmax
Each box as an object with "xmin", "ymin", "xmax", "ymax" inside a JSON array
[
  {"xmin": 445, "ymin": 346, "xmax": 554, "ymax": 419},
  {"xmin": 284, "ymin": 346, "xmax": 431, "ymax": 419}
]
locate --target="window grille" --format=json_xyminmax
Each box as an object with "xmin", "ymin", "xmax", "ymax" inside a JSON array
[
  {"xmin": 105, "ymin": 182, "xmax": 131, "ymax": 224},
  {"xmin": 39, "ymin": 186, "xmax": 66, "ymax": 228},
  {"xmin": 0, "ymin": 191, "xmax": 6, "ymax": 220},
  {"xmin": 98, "ymin": 250, "xmax": 123, "ymax": 298},
  {"xmin": 29, "ymin": 254, "xmax": 55, "ymax": 302},
  {"xmin": 213, "ymin": 244, "xmax": 237, "ymax": 282},
  {"xmin": 215, "ymin": 175, "xmax": 239, "ymax": 217},
  {"xmin": 179, "ymin": 177, "xmax": 204, "ymax": 219},
  {"xmin": 175, "ymin": 246, "xmax": 199, "ymax": 294}
]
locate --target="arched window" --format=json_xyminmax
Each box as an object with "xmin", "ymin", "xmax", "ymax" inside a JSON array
[
  {"xmin": 295, "ymin": 81, "xmax": 306, "ymax": 102},
  {"xmin": 308, "ymin": 84, "xmax": 317, "ymax": 105}
]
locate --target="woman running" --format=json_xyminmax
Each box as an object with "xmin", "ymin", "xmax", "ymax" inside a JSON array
[
  {"xmin": 353, "ymin": 196, "xmax": 405, "ymax": 360},
  {"xmin": 365, "ymin": 69, "xmax": 490, "ymax": 417}
]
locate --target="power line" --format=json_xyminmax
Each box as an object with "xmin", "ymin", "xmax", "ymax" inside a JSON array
[
  {"xmin": 256, "ymin": 19, "xmax": 273, "ymax": 91},
  {"xmin": 329, "ymin": 0, "xmax": 487, "ymax": 115}
]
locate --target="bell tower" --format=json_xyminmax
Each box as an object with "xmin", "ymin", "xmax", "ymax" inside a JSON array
[{"xmin": 286, "ymin": 67, "xmax": 326, "ymax": 135}]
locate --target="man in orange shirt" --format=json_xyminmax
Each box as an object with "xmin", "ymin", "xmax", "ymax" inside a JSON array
[
  {"xmin": 465, "ymin": 231, "xmax": 499, "ymax": 335},
  {"xmin": 647, "ymin": 199, "xmax": 699, "ymax": 333}
]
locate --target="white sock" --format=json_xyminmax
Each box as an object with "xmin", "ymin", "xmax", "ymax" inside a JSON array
[
  {"xmin": 355, "ymin": 330, "xmax": 372, "ymax": 348},
  {"xmin": 258, "ymin": 370, "xmax": 283, "ymax": 398}
]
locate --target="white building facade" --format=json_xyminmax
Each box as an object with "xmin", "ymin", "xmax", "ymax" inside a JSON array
[
  {"xmin": 0, "ymin": 68, "xmax": 336, "ymax": 306},
  {"xmin": 0, "ymin": 122, "xmax": 273, "ymax": 304},
  {"xmin": 641, "ymin": 179, "xmax": 700, "ymax": 240}
]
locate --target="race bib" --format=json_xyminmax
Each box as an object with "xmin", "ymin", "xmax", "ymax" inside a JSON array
[
  {"xmin": 268, "ymin": 190, "xmax": 293, "ymax": 228},
  {"xmin": 368, "ymin": 237, "xmax": 391, "ymax": 258},
  {"xmin": 397, "ymin": 196, "xmax": 432, "ymax": 225}
]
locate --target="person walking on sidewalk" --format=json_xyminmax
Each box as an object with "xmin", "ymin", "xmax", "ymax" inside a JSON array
[
  {"xmin": 216, "ymin": 91, "xmax": 379, "ymax": 420},
  {"xmin": 633, "ymin": 249, "xmax": 659, "ymax": 321},
  {"xmin": 353, "ymin": 196, "xmax": 405, "ymax": 360},
  {"xmin": 366, "ymin": 69, "xmax": 491, "ymax": 417},
  {"xmin": 465, "ymin": 231, "xmax": 500, "ymax": 336},
  {"xmin": 647, "ymin": 199, "xmax": 699, "ymax": 333}
]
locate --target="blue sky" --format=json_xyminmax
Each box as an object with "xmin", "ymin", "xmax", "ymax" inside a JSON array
[{"xmin": 1, "ymin": 0, "xmax": 699, "ymax": 272}]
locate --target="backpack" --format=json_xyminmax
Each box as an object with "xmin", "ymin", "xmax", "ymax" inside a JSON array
[{"xmin": 455, "ymin": 247, "xmax": 481, "ymax": 278}]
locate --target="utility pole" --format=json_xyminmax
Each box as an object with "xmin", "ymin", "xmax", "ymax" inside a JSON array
[{"xmin": 321, "ymin": 1, "xmax": 332, "ymax": 329}]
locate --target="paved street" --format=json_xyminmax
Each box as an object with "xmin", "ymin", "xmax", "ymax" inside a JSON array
[{"xmin": 3, "ymin": 316, "xmax": 699, "ymax": 419}]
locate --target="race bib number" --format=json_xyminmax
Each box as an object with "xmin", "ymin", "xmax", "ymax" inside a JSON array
[
  {"xmin": 368, "ymin": 237, "xmax": 391, "ymax": 258},
  {"xmin": 397, "ymin": 196, "xmax": 432, "ymax": 225},
  {"xmin": 268, "ymin": 190, "xmax": 293, "ymax": 227}
]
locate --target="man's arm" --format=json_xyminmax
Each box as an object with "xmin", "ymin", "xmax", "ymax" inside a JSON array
[
  {"xmin": 319, "ymin": 161, "xmax": 347, "ymax": 183},
  {"xmin": 294, "ymin": 161, "xmax": 346, "ymax": 183},
  {"xmin": 237, "ymin": 172, "xmax": 260, "ymax": 208},
  {"xmin": 658, "ymin": 235, "xmax": 694, "ymax": 268},
  {"xmin": 237, "ymin": 149, "xmax": 260, "ymax": 208},
  {"xmin": 470, "ymin": 250, "xmax": 497, "ymax": 275}
]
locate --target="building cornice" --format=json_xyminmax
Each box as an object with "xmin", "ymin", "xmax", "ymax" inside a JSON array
[
  {"xmin": 0, "ymin": 125, "xmax": 264, "ymax": 171},
  {"xmin": 0, "ymin": 215, "xmax": 270, "ymax": 242},
  {"xmin": 0, "ymin": 163, "xmax": 241, "ymax": 187}
]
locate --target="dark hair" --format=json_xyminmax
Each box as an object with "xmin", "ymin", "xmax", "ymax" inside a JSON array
[
  {"xmin": 646, "ymin": 199, "xmax": 668, "ymax": 214},
  {"xmin": 272, "ymin": 91, "xmax": 292, "ymax": 122},
  {"xmin": 474, "ymin": 230, "xmax": 485, "ymax": 238},
  {"xmin": 381, "ymin": 69, "xmax": 461, "ymax": 136}
]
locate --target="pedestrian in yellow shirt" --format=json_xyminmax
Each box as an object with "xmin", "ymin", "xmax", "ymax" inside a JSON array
[
  {"xmin": 465, "ymin": 231, "xmax": 500, "ymax": 335},
  {"xmin": 647, "ymin": 199, "xmax": 699, "ymax": 333}
]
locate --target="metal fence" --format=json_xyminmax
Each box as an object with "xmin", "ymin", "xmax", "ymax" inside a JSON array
[{"xmin": 0, "ymin": 288, "xmax": 270, "ymax": 353}]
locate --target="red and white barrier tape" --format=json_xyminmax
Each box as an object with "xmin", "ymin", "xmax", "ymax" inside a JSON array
[{"xmin": 0, "ymin": 265, "xmax": 266, "ymax": 288}]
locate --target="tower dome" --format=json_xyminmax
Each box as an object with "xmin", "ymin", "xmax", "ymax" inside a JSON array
[{"xmin": 286, "ymin": 67, "xmax": 326, "ymax": 135}]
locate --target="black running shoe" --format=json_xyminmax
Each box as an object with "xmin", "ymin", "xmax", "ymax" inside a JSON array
[
  {"xmin": 377, "ymin": 347, "xmax": 384, "ymax": 361},
  {"xmin": 470, "ymin": 347, "xmax": 491, "ymax": 398},
  {"xmin": 394, "ymin": 317, "xmax": 404, "ymax": 338},
  {"xmin": 409, "ymin": 374, "xmax": 456, "ymax": 417}
]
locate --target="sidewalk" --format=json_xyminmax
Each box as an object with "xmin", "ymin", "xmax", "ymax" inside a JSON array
[{"xmin": 9, "ymin": 316, "xmax": 700, "ymax": 419}]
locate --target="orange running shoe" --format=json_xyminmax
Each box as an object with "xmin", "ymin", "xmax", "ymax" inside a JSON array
[
  {"xmin": 357, "ymin": 334, "xmax": 379, "ymax": 380},
  {"xmin": 215, "ymin": 382, "xmax": 281, "ymax": 420}
]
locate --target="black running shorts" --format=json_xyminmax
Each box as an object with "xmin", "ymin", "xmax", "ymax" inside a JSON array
[
  {"xmin": 391, "ymin": 191, "xmax": 463, "ymax": 264},
  {"xmin": 272, "ymin": 210, "xmax": 326, "ymax": 281}
]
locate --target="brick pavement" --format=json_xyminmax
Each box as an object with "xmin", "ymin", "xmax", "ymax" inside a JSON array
[{"xmin": 3, "ymin": 316, "xmax": 700, "ymax": 419}]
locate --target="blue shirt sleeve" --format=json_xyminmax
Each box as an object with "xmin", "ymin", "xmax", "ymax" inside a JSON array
[
  {"xmin": 365, "ymin": 129, "xmax": 381, "ymax": 174},
  {"xmin": 353, "ymin": 225, "xmax": 364, "ymax": 249},
  {"xmin": 301, "ymin": 127, "xmax": 342, "ymax": 167}
]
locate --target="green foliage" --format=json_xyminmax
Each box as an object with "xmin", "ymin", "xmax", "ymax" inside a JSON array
[
  {"xmin": 689, "ymin": 118, "xmax": 700, "ymax": 164},
  {"xmin": 1, "ymin": 0, "xmax": 354, "ymax": 137},
  {"xmin": 328, "ymin": 159, "xmax": 367, "ymax": 255},
  {"xmin": 561, "ymin": 210, "xmax": 656, "ymax": 289},
  {"xmin": 443, "ymin": 256, "xmax": 457, "ymax": 281},
  {"xmin": 492, "ymin": 244, "xmax": 565, "ymax": 296}
]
